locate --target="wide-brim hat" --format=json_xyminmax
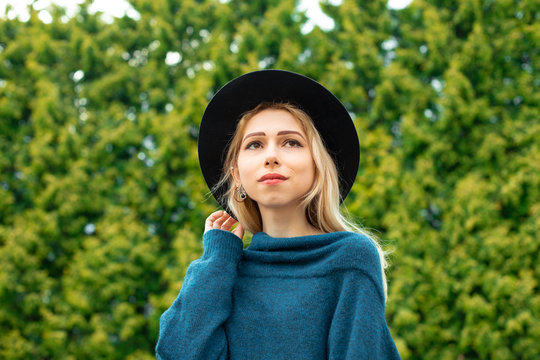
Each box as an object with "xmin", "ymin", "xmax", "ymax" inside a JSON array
[{"xmin": 198, "ymin": 69, "xmax": 359, "ymax": 216}]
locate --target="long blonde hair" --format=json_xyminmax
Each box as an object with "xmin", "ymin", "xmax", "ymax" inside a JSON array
[{"xmin": 212, "ymin": 102, "xmax": 390, "ymax": 299}]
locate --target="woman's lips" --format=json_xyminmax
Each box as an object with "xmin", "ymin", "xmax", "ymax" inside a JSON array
[
  {"xmin": 260, "ymin": 178, "xmax": 286, "ymax": 185},
  {"xmin": 258, "ymin": 173, "xmax": 288, "ymax": 184}
]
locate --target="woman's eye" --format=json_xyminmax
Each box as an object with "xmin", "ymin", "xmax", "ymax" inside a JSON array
[
  {"xmin": 245, "ymin": 141, "xmax": 262, "ymax": 150},
  {"xmin": 284, "ymin": 139, "xmax": 302, "ymax": 147}
]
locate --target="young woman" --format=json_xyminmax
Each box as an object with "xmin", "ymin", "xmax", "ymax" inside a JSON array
[{"xmin": 156, "ymin": 70, "xmax": 401, "ymax": 359}]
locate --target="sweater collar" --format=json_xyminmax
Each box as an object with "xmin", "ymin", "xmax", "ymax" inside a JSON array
[{"xmin": 248, "ymin": 231, "xmax": 350, "ymax": 252}]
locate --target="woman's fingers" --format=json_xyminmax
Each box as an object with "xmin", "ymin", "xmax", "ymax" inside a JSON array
[
  {"xmin": 204, "ymin": 211, "xmax": 244, "ymax": 240},
  {"xmin": 220, "ymin": 215, "xmax": 237, "ymax": 231},
  {"xmin": 204, "ymin": 210, "xmax": 241, "ymax": 234},
  {"xmin": 213, "ymin": 214, "xmax": 228, "ymax": 227},
  {"xmin": 205, "ymin": 210, "xmax": 224, "ymax": 224},
  {"xmin": 205, "ymin": 210, "xmax": 226, "ymax": 232},
  {"xmin": 232, "ymin": 222, "xmax": 244, "ymax": 240}
]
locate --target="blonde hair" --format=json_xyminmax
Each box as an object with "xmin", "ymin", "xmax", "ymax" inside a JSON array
[{"xmin": 212, "ymin": 102, "xmax": 390, "ymax": 299}]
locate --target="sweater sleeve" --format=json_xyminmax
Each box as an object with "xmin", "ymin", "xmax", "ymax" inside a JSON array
[
  {"xmin": 155, "ymin": 229, "xmax": 244, "ymax": 360},
  {"xmin": 327, "ymin": 238, "xmax": 401, "ymax": 360}
]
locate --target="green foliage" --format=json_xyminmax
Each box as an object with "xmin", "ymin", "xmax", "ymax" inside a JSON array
[{"xmin": 0, "ymin": 0, "xmax": 538, "ymax": 358}]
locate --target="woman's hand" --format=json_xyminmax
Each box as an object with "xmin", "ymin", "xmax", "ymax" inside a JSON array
[{"xmin": 204, "ymin": 210, "xmax": 245, "ymax": 240}]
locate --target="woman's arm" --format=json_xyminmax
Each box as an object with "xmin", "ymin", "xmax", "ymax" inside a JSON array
[
  {"xmin": 156, "ymin": 212, "xmax": 244, "ymax": 360},
  {"xmin": 327, "ymin": 238, "xmax": 401, "ymax": 360}
]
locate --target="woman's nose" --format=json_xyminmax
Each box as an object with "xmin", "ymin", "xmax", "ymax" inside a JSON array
[
  {"xmin": 264, "ymin": 145, "xmax": 280, "ymax": 167},
  {"xmin": 265, "ymin": 155, "xmax": 280, "ymax": 167}
]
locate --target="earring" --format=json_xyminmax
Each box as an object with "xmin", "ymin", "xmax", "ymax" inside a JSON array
[{"xmin": 235, "ymin": 185, "xmax": 247, "ymax": 202}]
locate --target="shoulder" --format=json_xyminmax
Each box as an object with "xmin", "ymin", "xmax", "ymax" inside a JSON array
[
  {"xmin": 330, "ymin": 232, "xmax": 383, "ymax": 277},
  {"xmin": 330, "ymin": 232, "xmax": 386, "ymax": 302},
  {"xmin": 333, "ymin": 232, "xmax": 381, "ymax": 263}
]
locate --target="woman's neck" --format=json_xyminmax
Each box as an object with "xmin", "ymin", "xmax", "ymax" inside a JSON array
[{"xmin": 258, "ymin": 204, "xmax": 323, "ymax": 238}]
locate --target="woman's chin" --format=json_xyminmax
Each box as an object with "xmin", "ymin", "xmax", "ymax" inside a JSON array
[{"xmin": 254, "ymin": 198, "xmax": 303, "ymax": 210}]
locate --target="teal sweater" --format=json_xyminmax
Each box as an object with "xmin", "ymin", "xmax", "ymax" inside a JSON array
[{"xmin": 156, "ymin": 229, "xmax": 401, "ymax": 359}]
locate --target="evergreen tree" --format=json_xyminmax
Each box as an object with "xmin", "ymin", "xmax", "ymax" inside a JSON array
[
  {"xmin": 0, "ymin": 0, "xmax": 537, "ymax": 358},
  {"xmin": 381, "ymin": 0, "xmax": 539, "ymax": 358}
]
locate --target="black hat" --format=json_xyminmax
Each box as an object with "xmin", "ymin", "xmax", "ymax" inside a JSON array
[{"xmin": 198, "ymin": 69, "xmax": 359, "ymax": 215}]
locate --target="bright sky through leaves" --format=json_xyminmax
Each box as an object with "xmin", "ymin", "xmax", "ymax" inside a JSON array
[{"xmin": 0, "ymin": 0, "xmax": 413, "ymax": 29}]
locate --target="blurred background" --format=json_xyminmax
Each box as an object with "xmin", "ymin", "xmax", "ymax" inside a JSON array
[{"xmin": 0, "ymin": 0, "xmax": 538, "ymax": 358}]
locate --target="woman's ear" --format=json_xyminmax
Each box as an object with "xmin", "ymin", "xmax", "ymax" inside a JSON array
[{"xmin": 231, "ymin": 165, "xmax": 241, "ymax": 187}]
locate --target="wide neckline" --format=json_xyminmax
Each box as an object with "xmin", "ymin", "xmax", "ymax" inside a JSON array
[{"xmin": 247, "ymin": 231, "xmax": 352, "ymax": 252}]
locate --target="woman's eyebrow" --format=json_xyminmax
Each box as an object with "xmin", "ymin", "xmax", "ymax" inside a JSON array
[
  {"xmin": 243, "ymin": 130, "xmax": 305, "ymax": 142},
  {"xmin": 277, "ymin": 130, "xmax": 305, "ymax": 140},
  {"xmin": 243, "ymin": 132, "xmax": 265, "ymax": 142}
]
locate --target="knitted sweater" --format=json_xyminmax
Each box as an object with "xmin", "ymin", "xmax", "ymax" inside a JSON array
[{"xmin": 156, "ymin": 229, "xmax": 401, "ymax": 359}]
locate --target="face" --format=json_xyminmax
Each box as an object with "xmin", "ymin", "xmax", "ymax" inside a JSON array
[{"xmin": 232, "ymin": 109, "xmax": 315, "ymax": 210}]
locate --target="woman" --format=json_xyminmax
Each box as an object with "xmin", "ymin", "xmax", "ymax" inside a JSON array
[{"xmin": 156, "ymin": 70, "xmax": 401, "ymax": 359}]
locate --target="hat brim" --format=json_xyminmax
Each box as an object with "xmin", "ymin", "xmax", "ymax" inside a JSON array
[{"xmin": 198, "ymin": 69, "xmax": 359, "ymax": 217}]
